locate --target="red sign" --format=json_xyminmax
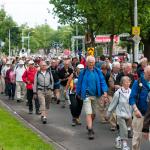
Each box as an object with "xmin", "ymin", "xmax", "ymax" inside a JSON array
[{"xmin": 95, "ymin": 35, "xmax": 119, "ymax": 43}]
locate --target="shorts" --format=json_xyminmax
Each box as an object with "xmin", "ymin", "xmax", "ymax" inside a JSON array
[{"xmin": 83, "ymin": 96, "xmax": 97, "ymax": 115}]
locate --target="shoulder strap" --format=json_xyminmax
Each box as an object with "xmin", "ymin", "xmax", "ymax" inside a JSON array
[
  {"xmin": 116, "ymin": 91, "xmax": 121, "ymax": 106},
  {"xmin": 136, "ymin": 78, "xmax": 143, "ymax": 106}
]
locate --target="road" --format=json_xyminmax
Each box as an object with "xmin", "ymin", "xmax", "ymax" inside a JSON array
[{"xmin": 0, "ymin": 94, "xmax": 149, "ymax": 150}]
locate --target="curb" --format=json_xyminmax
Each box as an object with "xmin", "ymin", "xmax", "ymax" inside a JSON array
[{"xmin": 0, "ymin": 99, "xmax": 68, "ymax": 150}]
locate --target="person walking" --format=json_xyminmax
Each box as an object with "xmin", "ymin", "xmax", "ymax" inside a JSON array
[
  {"xmin": 1, "ymin": 60, "xmax": 11, "ymax": 95},
  {"xmin": 58, "ymin": 59, "xmax": 73, "ymax": 108},
  {"xmin": 22, "ymin": 60, "xmax": 40, "ymax": 114},
  {"xmin": 107, "ymin": 61, "xmax": 121, "ymax": 131},
  {"xmin": 66, "ymin": 64, "xmax": 84, "ymax": 126},
  {"xmin": 142, "ymin": 98, "xmax": 150, "ymax": 140},
  {"xmin": 76, "ymin": 55, "xmax": 108, "ymax": 140},
  {"xmin": 106, "ymin": 76, "xmax": 132, "ymax": 150},
  {"xmin": 5, "ymin": 63, "xmax": 16, "ymax": 100},
  {"xmin": 33, "ymin": 61, "xmax": 54, "ymax": 124},
  {"xmin": 49, "ymin": 59, "xmax": 60, "ymax": 104},
  {"xmin": 129, "ymin": 65, "xmax": 150, "ymax": 150},
  {"xmin": 15, "ymin": 60, "xmax": 26, "ymax": 102}
]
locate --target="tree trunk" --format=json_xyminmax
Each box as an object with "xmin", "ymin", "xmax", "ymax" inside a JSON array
[{"xmin": 143, "ymin": 37, "xmax": 150, "ymax": 61}]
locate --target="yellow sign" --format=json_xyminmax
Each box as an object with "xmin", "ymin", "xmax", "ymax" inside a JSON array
[
  {"xmin": 132, "ymin": 26, "xmax": 140, "ymax": 35},
  {"xmin": 87, "ymin": 47, "xmax": 94, "ymax": 56}
]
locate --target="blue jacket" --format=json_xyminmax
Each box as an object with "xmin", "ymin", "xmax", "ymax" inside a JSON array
[
  {"xmin": 76, "ymin": 67, "xmax": 108, "ymax": 100},
  {"xmin": 129, "ymin": 78, "xmax": 150, "ymax": 116}
]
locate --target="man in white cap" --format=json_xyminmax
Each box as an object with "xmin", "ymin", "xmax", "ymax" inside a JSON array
[{"xmin": 14, "ymin": 59, "xmax": 26, "ymax": 102}]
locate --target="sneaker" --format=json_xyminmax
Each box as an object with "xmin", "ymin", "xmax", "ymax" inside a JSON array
[
  {"xmin": 115, "ymin": 136, "xmax": 121, "ymax": 149},
  {"xmin": 61, "ymin": 105, "xmax": 65, "ymax": 108},
  {"xmin": 122, "ymin": 145, "xmax": 130, "ymax": 150},
  {"xmin": 72, "ymin": 118, "xmax": 76, "ymax": 126},
  {"xmin": 110, "ymin": 126, "xmax": 116, "ymax": 131},
  {"xmin": 29, "ymin": 110, "xmax": 33, "ymax": 114},
  {"xmin": 86, "ymin": 126, "xmax": 94, "ymax": 134},
  {"xmin": 57, "ymin": 99, "xmax": 60, "ymax": 104},
  {"xmin": 42, "ymin": 117, "xmax": 47, "ymax": 124},
  {"xmin": 36, "ymin": 110, "xmax": 41, "ymax": 115},
  {"xmin": 75, "ymin": 118, "xmax": 82, "ymax": 125},
  {"xmin": 128, "ymin": 130, "xmax": 133, "ymax": 138},
  {"xmin": 88, "ymin": 129, "xmax": 94, "ymax": 140}
]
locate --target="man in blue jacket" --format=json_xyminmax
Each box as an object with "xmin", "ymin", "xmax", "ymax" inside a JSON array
[
  {"xmin": 76, "ymin": 55, "xmax": 108, "ymax": 140},
  {"xmin": 129, "ymin": 65, "xmax": 150, "ymax": 150}
]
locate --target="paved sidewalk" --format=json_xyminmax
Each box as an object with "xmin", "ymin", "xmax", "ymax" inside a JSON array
[{"xmin": 0, "ymin": 94, "xmax": 149, "ymax": 150}]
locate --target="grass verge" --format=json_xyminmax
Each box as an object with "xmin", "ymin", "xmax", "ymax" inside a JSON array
[{"xmin": 0, "ymin": 107, "xmax": 55, "ymax": 150}]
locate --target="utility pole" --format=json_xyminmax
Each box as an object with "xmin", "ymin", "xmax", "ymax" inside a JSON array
[{"xmin": 133, "ymin": 0, "xmax": 140, "ymax": 62}]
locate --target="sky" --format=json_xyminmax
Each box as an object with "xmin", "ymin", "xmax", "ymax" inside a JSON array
[{"xmin": 0, "ymin": 0, "xmax": 59, "ymax": 30}]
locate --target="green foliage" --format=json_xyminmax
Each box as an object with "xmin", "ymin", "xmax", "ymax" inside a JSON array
[{"xmin": 50, "ymin": 0, "xmax": 150, "ymax": 38}]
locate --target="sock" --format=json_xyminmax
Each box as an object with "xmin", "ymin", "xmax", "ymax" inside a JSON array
[
  {"xmin": 128, "ymin": 127, "xmax": 131, "ymax": 131},
  {"xmin": 122, "ymin": 140, "xmax": 128, "ymax": 147}
]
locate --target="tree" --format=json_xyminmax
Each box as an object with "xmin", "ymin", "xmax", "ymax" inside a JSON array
[
  {"xmin": 0, "ymin": 8, "xmax": 20, "ymax": 54},
  {"xmin": 50, "ymin": 0, "xmax": 150, "ymax": 60}
]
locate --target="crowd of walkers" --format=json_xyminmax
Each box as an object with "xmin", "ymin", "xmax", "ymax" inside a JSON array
[{"xmin": 0, "ymin": 54, "xmax": 150, "ymax": 150}]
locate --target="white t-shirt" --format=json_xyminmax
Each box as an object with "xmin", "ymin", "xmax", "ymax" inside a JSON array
[{"xmin": 15, "ymin": 66, "xmax": 26, "ymax": 81}]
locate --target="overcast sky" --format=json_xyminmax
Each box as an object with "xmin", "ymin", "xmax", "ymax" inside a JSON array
[{"xmin": 0, "ymin": 0, "xmax": 59, "ymax": 30}]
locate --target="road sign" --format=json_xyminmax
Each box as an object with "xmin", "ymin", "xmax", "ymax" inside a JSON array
[
  {"xmin": 132, "ymin": 35, "xmax": 141, "ymax": 43},
  {"xmin": 87, "ymin": 47, "xmax": 94, "ymax": 56},
  {"xmin": 132, "ymin": 26, "xmax": 140, "ymax": 35}
]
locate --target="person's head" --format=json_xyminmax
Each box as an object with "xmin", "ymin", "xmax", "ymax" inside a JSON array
[
  {"xmin": 28, "ymin": 60, "xmax": 34, "ymax": 69},
  {"xmin": 51, "ymin": 59, "xmax": 57, "ymax": 68},
  {"xmin": 112, "ymin": 62, "xmax": 120, "ymax": 74},
  {"xmin": 140, "ymin": 57, "xmax": 148, "ymax": 69},
  {"xmin": 39, "ymin": 61, "xmax": 47, "ymax": 71},
  {"xmin": 101, "ymin": 63, "xmax": 107, "ymax": 74},
  {"xmin": 100, "ymin": 55, "xmax": 105, "ymax": 61},
  {"xmin": 132, "ymin": 62, "xmax": 138, "ymax": 72},
  {"xmin": 120, "ymin": 76, "xmax": 131, "ymax": 89},
  {"xmin": 76, "ymin": 64, "xmax": 84, "ymax": 74},
  {"xmin": 45, "ymin": 58, "xmax": 50, "ymax": 66},
  {"xmin": 86, "ymin": 56, "xmax": 95, "ymax": 70},
  {"xmin": 144, "ymin": 65, "xmax": 150, "ymax": 81},
  {"xmin": 6, "ymin": 61, "xmax": 11, "ymax": 67},
  {"xmin": 64, "ymin": 59, "xmax": 70, "ymax": 69},
  {"xmin": 18, "ymin": 60, "xmax": 24, "ymax": 67},
  {"xmin": 122, "ymin": 63, "xmax": 132, "ymax": 75}
]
